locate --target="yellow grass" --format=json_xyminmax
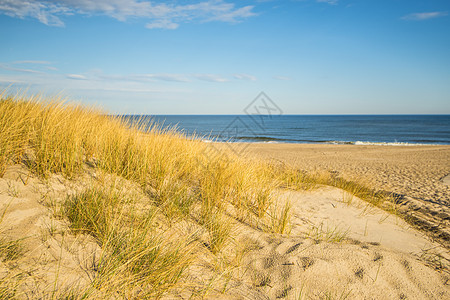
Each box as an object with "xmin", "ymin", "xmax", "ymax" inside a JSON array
[
  {"xmin": 0, "ymin": 91, "xmax": 293, "ymax": 297},
  {"xmin": 0, "ymin": 91, "xmax": 402, "ymax": 298}
]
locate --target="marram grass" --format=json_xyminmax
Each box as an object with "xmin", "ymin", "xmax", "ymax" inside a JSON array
[
  {"xmin": 0, "ymin": 91, "xmax": 400, "ymax": 298},
  {"xmin": 0, "ymin": 92, "xmax": 294, "ymax": 298}
]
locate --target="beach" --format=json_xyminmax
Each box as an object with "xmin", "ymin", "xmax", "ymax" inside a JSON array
[
  {"xmin": 1, "ymin": 96, "xmax": 450, "ymax": 298},
  {"xmin": 3, "ymin": 0, "xmax": 450, "ymax": 296},
  {"xmin": 240, "ymin": 143, "xmax": 450, "ymax": 247}
]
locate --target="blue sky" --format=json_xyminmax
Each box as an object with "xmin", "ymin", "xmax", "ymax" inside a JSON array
[{"xmin": 0, "ymin": 0, "xmax": 449, "ymax": 114}]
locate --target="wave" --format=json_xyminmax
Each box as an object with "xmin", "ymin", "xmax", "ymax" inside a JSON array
[
  {"xmin": 200, "ymin": 136, "xmax": 441, "ymax": 146},
  {"xmin": 326, "ymin": 140, "xmax": 441, "ymax": 146},
  {"xmin": 352, "ymin": 141, "xmax": 440, "ymax": 146}
]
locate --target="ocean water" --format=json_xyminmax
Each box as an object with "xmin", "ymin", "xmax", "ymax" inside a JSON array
[{"xmin": 124, "ymin": 115, "xmax": 450, "ymax": 145}]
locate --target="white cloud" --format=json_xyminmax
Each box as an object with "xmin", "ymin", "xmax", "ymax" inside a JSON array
[
  {"xmin": 86, "ymin": 87, "xmax": 163, "ymax": 93},
  {"xmin": 94, "ymin": 72, "xmax": 230, "ymax": 83},
  {"xmin": 46, "ymin": 66, "xmax": 59, "ymax": 71},
  {"xmin": 146, "ymin": 19, "xmax": 179, "ymax": 30},
  {"xmin": 233, "ymin": 73, "xmax": 256, "ymax": 81},
  {"xmin": 141, "ymin": 74, "xmax": 190, "ymax": 82},
  {"xmin": 401, "ymin": 11, "xmax": 448, "ymax": 21},
  {"xmin": 0, "ymin": 0, "xmax": 257, "ymax": 29},
  {"xmin": 194, "ymin": 74, "xmax": 228, "ymax": 82},
  {"xmin": 0, "ymin": 0, "xmax": 70, "ymax": 26},
  {"xmin": 66, "ymin": 74, "xmax": 87, "ymax": 80}
]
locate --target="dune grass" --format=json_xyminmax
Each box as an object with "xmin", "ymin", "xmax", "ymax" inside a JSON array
[
  {"xmin": 0, "ymin": 91, "xmax": 297, "ymax": 297},
  {"xmin": 0, "ymin": 238, "xmax": 22, "ymax": 262},
  {"xmin": 0, "ymin": 91, "xmax": 403, "ymax": 298},
  {"xmin": 63, "ymin": 186, "xmax": 194, "ymax": 298},
  {"xmin": 278, "ymin": 164, "xmax": 400, "ymax": 214},
  {"xmin": 307, "ymin": 222, "xmax": 350, "ymax": 244}
]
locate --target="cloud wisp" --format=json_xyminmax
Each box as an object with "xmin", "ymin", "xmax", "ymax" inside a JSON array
[
  {"xmin": 96, "ymin": 72, "xmax": 231, "ymax": 83},
  {"xmin": 0, "ymin": 60, "xmax": 61, "ymax": 76},
  {"xmin": 66, "ymin": 74, "xmax": 88, "ymax": 80},
  {"xmin": 0, "ymin": 60, "xmax": 252, "ymax": 95},
  {"xmin": 0, "ymin": 62, "xmax": 46, "ymax": 74},
  {"xmin": 233, "ymin": 73, "xmax": 256, "ymax": 81},
  {"xmin": 139, "ymin": 74, "xmax": 191, "ymax": 82},
  {"xmin": 11, "ymin": 60, "xmax": 52, "ymax": 65},
  {"xmin": 0, "ymin": 0, "xmax": 257, "ymax": 29},
  {"xmin": 401, "ymin": 11, "xmax": 448, "ymax": 21},
  {"xmin": 193, "ymin": 74, "xmax": 229, "ymax": 82}
]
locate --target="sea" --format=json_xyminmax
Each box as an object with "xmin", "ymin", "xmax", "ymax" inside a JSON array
[{"xmin": 124, "ymin": 115, "xmax": 450, "ymax": 146}]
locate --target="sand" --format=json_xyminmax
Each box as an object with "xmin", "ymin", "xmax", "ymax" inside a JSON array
[
  {"xmin": 230, "ymin": 187, "xmax": 449, "ymax": 299},
  {"xmin": 1, "ymin": 145, "xmax": 449, "ymax": 298},
  {"xmin": 0, "ymin": 165, "xmax": 100, "ymax": 297},
  {"xmin": 236, "ymin": 143, "xmax": 450, "ymax": 248}
]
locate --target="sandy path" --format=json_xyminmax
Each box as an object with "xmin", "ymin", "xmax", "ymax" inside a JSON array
[
  {"xmin": 282, "ymin": 187, "xmax": 439, "ymax": 256},
  {"xmin": 235, "ymin": 143, "xmax": 450, "ymax": 247}
]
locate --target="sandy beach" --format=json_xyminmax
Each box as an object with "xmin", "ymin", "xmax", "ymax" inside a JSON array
[
  {"xmin": 239, "ymin": 143, "xmax": 450, "ymax": 247},
  {"xmin": 1, "ymin": 95, "xmax": 449, "ymax": 298}
]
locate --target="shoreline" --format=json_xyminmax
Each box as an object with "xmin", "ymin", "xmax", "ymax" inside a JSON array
[
  {"xmin": 200, "ymin": 137, "xmax": 450, "ymax": 146},
  {"xmin": 205, "ymin": 139, "xmax": 450, "ymax": 146}
]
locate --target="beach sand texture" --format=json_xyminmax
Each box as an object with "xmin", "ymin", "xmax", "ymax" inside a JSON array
[
  {"xmin": 1, "ymin": 157, "xmax": 449, "ymax": 298},
  {"xmin": 231, "ymin": 187, "xmax": 449, "ymax": 299},
  {"xmin": 238, "ymin": 143, "xmax": 450, "ymax": 248}
]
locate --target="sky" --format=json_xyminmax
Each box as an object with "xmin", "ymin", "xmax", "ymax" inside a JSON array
[{"xmin": 0, "ymin": 0, "xmax": 449, "ymax": 114}]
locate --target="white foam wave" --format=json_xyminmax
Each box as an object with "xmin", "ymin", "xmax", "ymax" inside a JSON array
[{"xmin": 353, "ymin": 141, "xmax": 438, "ymax": 146}]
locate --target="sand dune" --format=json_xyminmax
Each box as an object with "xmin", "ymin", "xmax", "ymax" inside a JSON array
[
  {"xmin": 220, "ymin": 187, "xmax": 449, "ymax": 299},
  {"xmin": 239, "ymin": 143, "xmax": 450, "ymax": 248},
  {"xmin": 1, "ymin": 163, "xmax": 449, "ymax": 299}
]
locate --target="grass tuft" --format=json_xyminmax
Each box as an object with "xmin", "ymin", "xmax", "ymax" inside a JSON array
[
  {"xmin": 307, "ymin": 222, "xmax": 350, "ymax": 243},
  {"xmin": 63, "ymin": 185, "xmax": 194, "ymax": 297},
  {"xmin": 0, "ymin": 238, "xmax": 23, "ymax": 262}
]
